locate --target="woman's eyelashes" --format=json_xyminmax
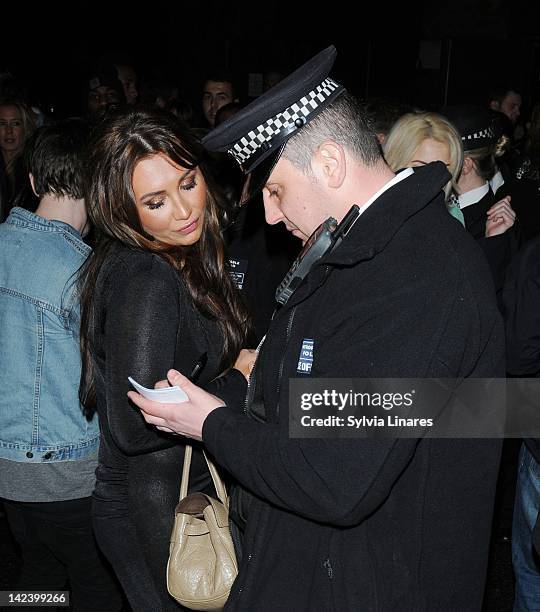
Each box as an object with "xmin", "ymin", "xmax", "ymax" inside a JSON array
[
  {"xmin": 144, "ymin": 176, "xmax": 197, "ymax": 210},
  {"xmin": 181, "ymin": 176, "xmax": 197, "ymax": 191},
  {"xmin": 147, "ymin": 199, "xmax": 165, "ymax": 210}
]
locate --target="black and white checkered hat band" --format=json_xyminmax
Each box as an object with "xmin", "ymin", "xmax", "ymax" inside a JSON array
[
  {"xmin": 462, "ymin": 126, "xmax": 495, "ymax": 143},
  {"xmin": 229, "ymin": 78, "xmax": 341, "ymax": 166}
]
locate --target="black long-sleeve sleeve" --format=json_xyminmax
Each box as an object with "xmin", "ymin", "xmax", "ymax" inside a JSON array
[
  {"xmin": 202, "ymin": 407, "xmax": 419, "ymax": 527},
  {"xmin": 102, "ymin": 255, "xmax": 185, "ymax": 455},
  {"xmin": 204, "ymin": 368, "xmax": 247, "ymax": 414}
]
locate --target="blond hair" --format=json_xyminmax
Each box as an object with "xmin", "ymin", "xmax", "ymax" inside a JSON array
[
  {"xmin": 383, "ymin": 112, "xmax": 463, "ymax": 198},
  {"xmin": 0, "ymin": 100, "xmax": 36, "ymax": 175}
]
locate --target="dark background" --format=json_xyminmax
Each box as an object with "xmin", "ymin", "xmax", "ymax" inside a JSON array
[
  {"xmin": 0, "ymin": 2, "xmax": 531, "ymax": 609},
  {"xmin": 2, "ymin": 0, "xmax": 540, "ymax": 118}
]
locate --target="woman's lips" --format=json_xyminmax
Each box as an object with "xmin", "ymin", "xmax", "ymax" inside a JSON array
[{"xmin": 177, "ymin": 218, "xmax": 199, "ymax": 235}]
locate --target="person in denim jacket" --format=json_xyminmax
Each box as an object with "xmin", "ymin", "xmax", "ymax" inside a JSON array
[{"xmin": 0, "ymin": 120, "xmax": 121, "ymax": 612}]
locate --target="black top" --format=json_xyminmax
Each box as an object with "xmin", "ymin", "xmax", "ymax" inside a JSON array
[
  {"xmin": 89, "ymin": 243, "xmax": 230, "ymax": 611},
  {"xmin": 91, "ymin": 244, "xmax": 223, "ymax": 490},
  {"xmin": 462, "ymin": 188, "xmax": 518, "ymax": 299}
]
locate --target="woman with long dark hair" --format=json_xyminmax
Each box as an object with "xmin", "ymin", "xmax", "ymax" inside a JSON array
[{"xmin": 78, "ymin": 107, "xmax": 248, "ymax": 611}]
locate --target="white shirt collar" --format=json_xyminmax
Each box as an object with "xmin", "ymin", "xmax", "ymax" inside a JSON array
[
  {"xmin": 358, "ymin": 167, "xmax": 414, "ymax": 216},
  {"xmin": 342, "ymin": 167, "xmax": 414, "ymax": 237},
  {"xmin": 489, "ymin": 170, "xmax": 505, "ymax": 194},
  {"xmin": 458, "ymin": 182, "xmax": 490, "ymax": 210}
]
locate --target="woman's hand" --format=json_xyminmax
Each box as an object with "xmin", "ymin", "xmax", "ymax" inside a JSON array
[
  {"xmin": 234, "ymin": 348, "xmax": 258, "ymax": 380},
  {"xmin": 485, "ymin": 196, "xmax": 516, "ymax": 237}
]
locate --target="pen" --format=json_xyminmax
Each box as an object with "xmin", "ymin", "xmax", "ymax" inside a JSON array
[{"xmin": 189, "ymin": 352, "xmax": 207, "ymax": 383}]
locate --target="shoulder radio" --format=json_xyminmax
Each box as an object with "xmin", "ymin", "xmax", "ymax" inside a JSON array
[{"xmin": 275, "ymin": 204, "xmax": 360, "ymax": 306}]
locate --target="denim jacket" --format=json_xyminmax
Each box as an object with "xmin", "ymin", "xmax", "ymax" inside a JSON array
[{"xmin": 0, "ymin": 208, "xmax": 99, "ymax": 462}]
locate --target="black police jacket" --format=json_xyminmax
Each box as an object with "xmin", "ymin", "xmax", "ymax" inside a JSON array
[
  {"xmin": 503, "ymin": 235, "xmax": 540, "ymax": 464},
  {"xmin": 203, "ymin": 162, "xmax": 504, "ymax": 611}
]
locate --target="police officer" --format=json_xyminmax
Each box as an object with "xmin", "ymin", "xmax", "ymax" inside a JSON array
[{"xmin": 131, "ymin": 47, "xmax": 504, "ymax": 611}]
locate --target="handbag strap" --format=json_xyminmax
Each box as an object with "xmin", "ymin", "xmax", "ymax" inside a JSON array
[
  {"xmin": 179, "ymin": 444, "xmax": 193, "ymax": 501},
  {"xmin": 179, "ymin": 444, "xmax": 229, "ymax": 509}
]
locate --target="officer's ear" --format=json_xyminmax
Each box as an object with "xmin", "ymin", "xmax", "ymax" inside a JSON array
[
  {"xmin": 461, "ymin": 156, "xmax": 476, "ymax": 176},
  {"xmin": 312, "ymin": 141, "xmax": 346, "ymax": 189}
]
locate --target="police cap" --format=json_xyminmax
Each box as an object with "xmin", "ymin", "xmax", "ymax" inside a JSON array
[{"xmin": 202, "ymin": 45, "xmax": 345, "ymax": 203}]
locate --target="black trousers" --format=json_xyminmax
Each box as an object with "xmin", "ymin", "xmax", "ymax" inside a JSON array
[{"xmin": 3, "ymin": 497, "xmax": 123, "ymax": 612}]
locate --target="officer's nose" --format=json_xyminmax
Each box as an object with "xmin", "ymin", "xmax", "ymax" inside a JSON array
[{"xmin": 263, "ymin": 193, "xmax": 283, "ymax": 226}]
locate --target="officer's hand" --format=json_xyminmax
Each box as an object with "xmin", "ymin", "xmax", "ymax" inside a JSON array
[{"xmin": 128, "ymin": 369, "xmax": 224, "ymax": 440}]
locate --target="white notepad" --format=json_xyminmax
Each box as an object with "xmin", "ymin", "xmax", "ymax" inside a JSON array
[{"xmin": 128, "ymin": 376, "xmax": 189, "ymax": 403}]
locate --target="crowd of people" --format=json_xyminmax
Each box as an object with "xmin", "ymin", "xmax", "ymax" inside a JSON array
[{"xmin": 1, "ymin": 46, "xmax": 540, "ymax": 611}]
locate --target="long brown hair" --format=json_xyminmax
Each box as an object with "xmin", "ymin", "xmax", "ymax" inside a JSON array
[{"xmin": 79, "ymin": 106, "xmax": 248, "ymax": 411}]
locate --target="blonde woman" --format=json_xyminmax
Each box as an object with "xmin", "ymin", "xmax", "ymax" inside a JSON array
[
  {"xmin": 383, "ymin": 111, "xmax": 465, "ymax": 224},
  {"xmin": 0, "ymin": 100, "xmax": 37, "ymax": 220}
]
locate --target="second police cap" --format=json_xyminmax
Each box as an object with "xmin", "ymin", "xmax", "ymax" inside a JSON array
[
  {"xmin": 442, "ymin": 105, "xmax": 497, "ymax": 151},
  {"xmin": 202, "ymin": 45, "xmax": 346, "ymax": 203}
]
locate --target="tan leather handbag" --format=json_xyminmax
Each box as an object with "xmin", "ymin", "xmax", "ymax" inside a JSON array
[{"xmin": 167, "ymin": 445, "xmax": 238, "ymax": 611}]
